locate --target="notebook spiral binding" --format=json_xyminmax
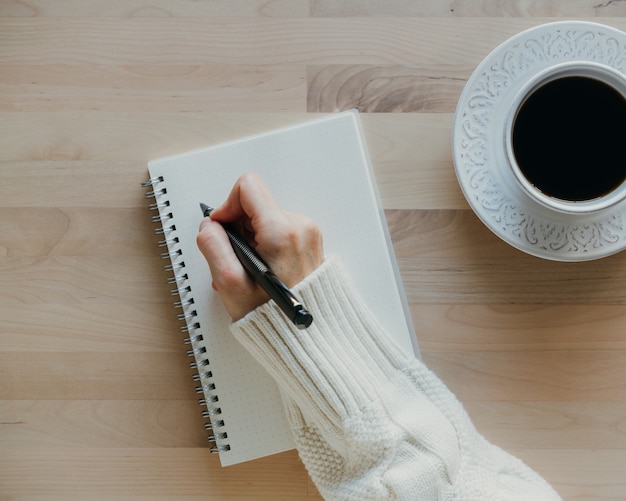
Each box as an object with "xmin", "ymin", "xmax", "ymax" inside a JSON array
[{"xmin": 143, "ymin": 175, "xmax": 231, "ymax": 454}]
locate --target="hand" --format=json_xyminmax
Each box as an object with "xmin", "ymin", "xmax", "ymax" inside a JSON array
[{"xmin": 196, "ymin": 173, "xmax": 325, "ymax": 321}]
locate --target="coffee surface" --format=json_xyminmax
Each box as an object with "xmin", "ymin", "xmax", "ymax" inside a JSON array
[{"xmin": 512, "ymin": 76, "xmax": 626, "ymax": 201}]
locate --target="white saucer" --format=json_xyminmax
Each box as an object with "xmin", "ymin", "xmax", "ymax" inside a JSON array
[{"xmin": 452, "ymin": 21, "xmax": 626, "ymax": 261}]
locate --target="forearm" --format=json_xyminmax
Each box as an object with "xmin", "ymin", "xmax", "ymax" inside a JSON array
[
  {"xmin": 230, "ymin": 257, "xmax": 435, "ymax": 452},
  {"xmin": 231, "ymin": 257, "xmax": 561, "ymax": 501}
]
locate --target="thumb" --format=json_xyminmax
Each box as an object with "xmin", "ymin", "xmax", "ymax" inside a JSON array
[
  {"xmin": 196, "ymin": 216, "xmax": 267, "ymax": 320},
  {"xmin": 196, "ymin": 217, "xmax": 247, "ymax": 289}
]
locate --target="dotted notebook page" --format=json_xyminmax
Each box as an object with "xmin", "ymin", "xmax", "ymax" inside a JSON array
[{"xmin": 147, "ymin": 110, "xmax": 417, "ymax": 466}]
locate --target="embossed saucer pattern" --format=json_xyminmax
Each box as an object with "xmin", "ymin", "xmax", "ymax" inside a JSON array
[{"xmin": 452, "ymin": 21, "xmax": 626, "ymax": 261}]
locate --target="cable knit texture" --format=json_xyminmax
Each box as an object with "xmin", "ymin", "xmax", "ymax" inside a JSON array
[{"xmin": 231, "ymin": 256, "xmax": 562, "ymax": 501}]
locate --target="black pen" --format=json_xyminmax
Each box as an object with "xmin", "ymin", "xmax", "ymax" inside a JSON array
[{"xmin": 200, "ymin": 203, "xmax": 313, "ymax": 329}]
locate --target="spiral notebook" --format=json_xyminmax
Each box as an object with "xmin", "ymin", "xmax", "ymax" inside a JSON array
[{"xmin": 143, "ymin": 110, "xmax": 418, "ymax": 466}]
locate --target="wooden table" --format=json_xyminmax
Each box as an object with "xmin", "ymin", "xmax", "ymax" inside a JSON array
[{"xmin": 2, "ymin": 2, "xmax": 626, "ymax": 499}]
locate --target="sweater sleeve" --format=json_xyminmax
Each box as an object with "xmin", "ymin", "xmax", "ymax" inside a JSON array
[{"xmin": 230, "ymin": 256, "xmax": 561, "ymax": 501}]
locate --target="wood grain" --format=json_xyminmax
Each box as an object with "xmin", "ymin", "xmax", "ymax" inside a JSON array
[
  {"xmin": 307, "ymin": 65, "xmax": 469, "ymax": 112},
  {"xmin": 1, "ymin": 18, "xmax": 625, "ymax": 67},
  {"xmin": 0, "ymin": 0, "xmax": 310, "ymax": 18},
  {"xmin": 0, "ymin": 400, "xmax": 208, "ymax": 447},
  {"xmin": 0, "ymin": 64, "xmax": 306, "ymax": 113},
  {"xmin": 388, "ymin": 209, "xmax": 626, "ymax": 304},
  {"xmin": 423, "ymin": 350, "xmax": 626, "ymax": 401},
  {"xmin": 412, "ymin": 304, "xmax": 626, "ymax": 351},
  {"xmin": 466, "ymin": 401, "xmax": 626, "ymax": 450},
  {"xmin": 310, "ymin": 0, "xmax": 626, "ymax": 17},
  {"xmin": 0, "ymin": 448, "xmax": 318, "ymax": 498},
  {"xmin": 2, "ymin": 2, "xmax": 626, "ymax": 499},
  {"xmin": 0, "ymin": 352, "xmax": 195, "ymax": 399},
  {"xmin": 0, "ymin": 256, "xmax": 168, "ymax": 304},
  {"xmin": 514, "ymin": 449, "xmax": 626, "ymax": 499},
  {"xmin": 0, "ymin": 207, "xmax": 154, "ymax": 255},
  {"xmin": 0, "ymin": 303, "xmax": 181, "ymax": 352},
  {"xmin": 3, "ymin": 0, "xmax": 626, "ymax": 18}
]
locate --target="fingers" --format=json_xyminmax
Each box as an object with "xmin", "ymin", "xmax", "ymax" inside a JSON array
[
  {"xmin": 213, "ymin": 173, "xmax": 324, "ymax": 282},
  {"xmin": 210, "ymin": 172, "xmax": 280, "ymax": 225},
  {"xmin": 196, "ymin": 172, "xmax": 325, "ymax": 320},
  {"xmin": 196, "ymin": 217, "xmax": 245, "ymax": 288},
  {"xmin": 196, "ymin": 216, "xmax": 267, "ymax": 320}
]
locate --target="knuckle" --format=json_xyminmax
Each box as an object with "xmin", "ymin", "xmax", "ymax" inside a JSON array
[
  {"xmin": 291, "ymin": 215, "xmax": 323, "ymax": 250},
  {"xmin": 238, "ymin": 171, "xmax": 261, "ymax": 189},
  {"xmin": 303, "ymin": 216, "xmax": 322, "ymax": 241}
]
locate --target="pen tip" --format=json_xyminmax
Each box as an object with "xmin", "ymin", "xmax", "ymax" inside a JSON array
[{"xmin": 199, "ymin": 202, "xmax": 212, "ymax": 216}]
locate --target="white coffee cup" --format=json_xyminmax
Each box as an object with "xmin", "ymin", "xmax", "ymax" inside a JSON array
[{"xmin": 504, "ymin": 61, "xmax": 626, "ymax": 214}]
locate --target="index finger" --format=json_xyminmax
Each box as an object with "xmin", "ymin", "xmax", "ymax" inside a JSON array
[{"xmin": 209, "ymin": 172, "xmax": 280, "ymax": 225}]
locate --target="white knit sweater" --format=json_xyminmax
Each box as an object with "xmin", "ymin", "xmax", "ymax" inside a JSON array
[{"xmin": 231, "ymin": 257, "xmax": 562, "ymax": 501}]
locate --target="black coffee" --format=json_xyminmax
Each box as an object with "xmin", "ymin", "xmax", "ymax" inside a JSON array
[{"xmin": 512, "ymin": 76, "xmax": 626, "ymax": 201}]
